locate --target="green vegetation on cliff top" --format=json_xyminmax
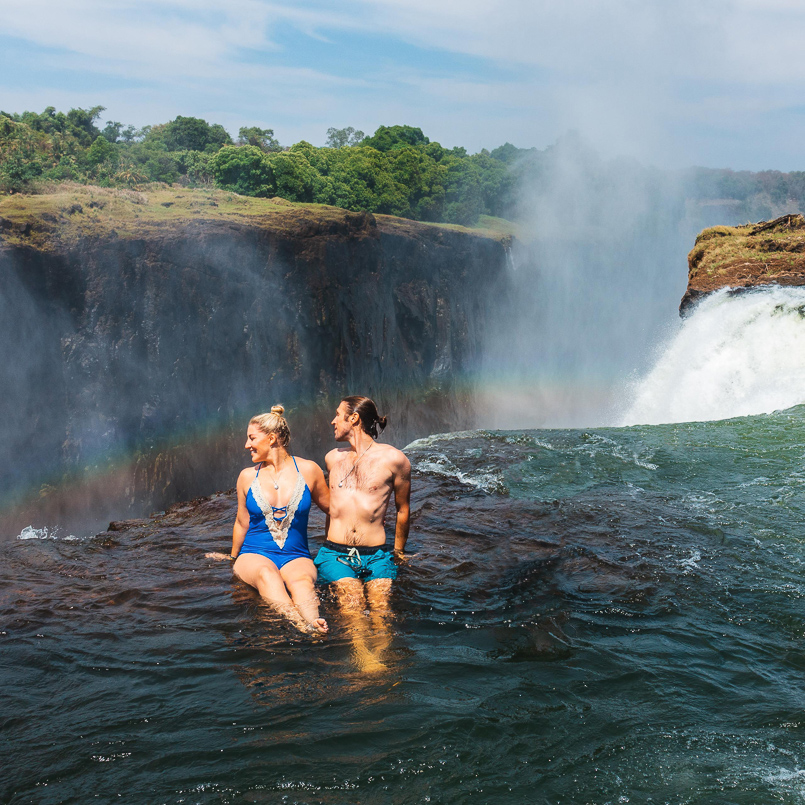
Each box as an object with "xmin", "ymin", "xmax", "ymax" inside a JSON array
[
  {"xmin": 0, "ymin": 184, "xmax": 517, "ymax": 249},
  {"xmin": 0, "ymin": 109, "xmax": 518, "ymax": 227},
  {"xmin": 5, "ymin": 105, "xmax": 805, "ymax": 232}
]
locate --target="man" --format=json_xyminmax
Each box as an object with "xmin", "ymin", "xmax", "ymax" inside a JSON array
[{"xmin": 314, "ymin": 395, "xmax": 411, "ymax": 670}]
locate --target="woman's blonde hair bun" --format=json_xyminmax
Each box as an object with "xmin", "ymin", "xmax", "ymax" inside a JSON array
[{"xmin": 249, "ymin": 405, "xmax": 290, "ymax": 447}]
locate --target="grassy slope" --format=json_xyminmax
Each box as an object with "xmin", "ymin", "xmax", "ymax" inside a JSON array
[
  {"xmin": 0, "ymin": 184, "xmax": 514, "ymax": 250},
  {"xmin": 687, "ymin": 214, "xmax": 805, "ymax": 295}
]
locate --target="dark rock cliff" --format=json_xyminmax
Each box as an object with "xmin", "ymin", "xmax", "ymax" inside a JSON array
[{"xmin": 0, "ymin": 190, "xmax": 509, "ymax": 532}]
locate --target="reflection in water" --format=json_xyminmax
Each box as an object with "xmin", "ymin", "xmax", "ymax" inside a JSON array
[{"xmin": 330, "ymin": 578, "xmax": 395, "ymax": 675}]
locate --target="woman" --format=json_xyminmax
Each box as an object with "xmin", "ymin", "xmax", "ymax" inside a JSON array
[{"xmin": 208, "ymin": 406, "xmax": 330, "ymax": 634}]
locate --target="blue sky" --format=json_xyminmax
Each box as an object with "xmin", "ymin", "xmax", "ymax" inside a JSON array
[{"xmin": 1, "ymin": 0, "xmax": 804, "ymax": 170}]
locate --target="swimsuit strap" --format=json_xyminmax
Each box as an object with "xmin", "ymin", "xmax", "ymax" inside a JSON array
[
  {"xmin": 255, "ymin": 462, "xmax": 262, "ymax": 476},
  {"xmin": 291, "ymin": 455, "xmax": 299, "ymax": 472}
]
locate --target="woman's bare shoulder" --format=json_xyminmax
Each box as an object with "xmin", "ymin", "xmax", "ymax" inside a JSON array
[{"xmin": 237, "ymin": 465, "xmax": 258, "ymax": 484}]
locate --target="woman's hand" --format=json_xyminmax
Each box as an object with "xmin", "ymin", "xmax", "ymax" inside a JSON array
[{"xmin": 205, "ymin": 552, "xmax": 234, "ymax": 561}]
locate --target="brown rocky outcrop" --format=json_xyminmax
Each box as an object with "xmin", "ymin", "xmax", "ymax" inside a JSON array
[{"xmin": 681, "ymin": 213, "xmax": 805, "ymax": 313}]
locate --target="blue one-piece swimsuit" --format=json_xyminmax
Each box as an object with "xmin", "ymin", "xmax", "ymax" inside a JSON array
[{"xmin": 239, "ymin": 457, "xmax": 312, "ymax": 569}]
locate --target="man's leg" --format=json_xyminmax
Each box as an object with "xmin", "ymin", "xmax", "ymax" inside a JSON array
[
  {"xmin": 281, "ymin": 557, "xmax": 328, "ymax": 634},
  {"xmin": 365, "ymin": 578, "xmax": 392, "ymax": 617},
  {"xmin": 332, "ymin": 578, "xmax": 387, "ymax": 673},
  {"xmin": 365, "ymin": 578, "xmax": 394, "ymax": 660}
]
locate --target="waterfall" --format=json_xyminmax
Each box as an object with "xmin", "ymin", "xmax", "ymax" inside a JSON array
[{"xmin": 622, "ymin": 286, "xmax": 805, "ymax": 425}]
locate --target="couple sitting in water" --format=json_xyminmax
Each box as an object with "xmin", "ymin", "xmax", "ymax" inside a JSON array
[{"xmin": 211, "ymin": 395, "xmax": 411, "ymax": 637}]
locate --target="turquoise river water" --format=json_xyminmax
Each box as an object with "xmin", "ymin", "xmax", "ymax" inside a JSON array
[{"xmin": 4, "ymin": 405, "xmax": 805, "ymax": 803}]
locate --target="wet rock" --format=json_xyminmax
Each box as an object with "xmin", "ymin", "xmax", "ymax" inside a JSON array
[{"xmin": 0, "ymin": 207, "xmax": 510, "ymax": 529}]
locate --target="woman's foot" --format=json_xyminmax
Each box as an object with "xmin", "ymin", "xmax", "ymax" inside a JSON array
[{"xmin": 309, "ymin": 617, "xmax": 329, "ymax": 634}]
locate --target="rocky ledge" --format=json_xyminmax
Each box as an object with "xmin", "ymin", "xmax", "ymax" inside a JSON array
[{"xmin": 681, "ymin": 214, "xmax": 805, "ymax": 313}]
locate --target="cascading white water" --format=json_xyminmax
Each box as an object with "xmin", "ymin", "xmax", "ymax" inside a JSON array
[
  {"xmin": 478, "ymin": 136, "xmax": 747, "ymax": 430},
  {"xmin": 622, "ymin": 286, "xmax": 805, "ymax": 425}
]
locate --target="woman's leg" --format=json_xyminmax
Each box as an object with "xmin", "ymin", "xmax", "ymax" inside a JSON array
[
  {"xmin": 233, "ymin": 553, "xmax": 311, "ymax": 633},
  {"xmin": 280, "ymin": 557, "xmax": 328, "ymax": 634}
]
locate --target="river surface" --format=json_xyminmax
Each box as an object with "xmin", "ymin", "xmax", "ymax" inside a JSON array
[{"xmin": 4, "ymin": 407, "xmax": 805, "ymax": 803}]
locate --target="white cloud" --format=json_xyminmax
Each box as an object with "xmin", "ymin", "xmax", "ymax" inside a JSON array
[{"xmin": 2, "ymin": 0, "xmax": 805, "ymax": 166}]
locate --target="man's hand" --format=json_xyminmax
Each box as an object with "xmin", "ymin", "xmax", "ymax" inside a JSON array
[{"xmin": 394, "ymin": 550, "xmax": 416, "ymax": 563}]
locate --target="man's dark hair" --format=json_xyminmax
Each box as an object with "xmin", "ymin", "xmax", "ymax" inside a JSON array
[{"xmin": 342, "ymin": 395, "xmax": 388, "ymax": 439}]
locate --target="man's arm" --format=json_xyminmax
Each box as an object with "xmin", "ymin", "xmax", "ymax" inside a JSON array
[{"xmin": 392, "ymin": 454, "xmax": 411, "ymax": 553}]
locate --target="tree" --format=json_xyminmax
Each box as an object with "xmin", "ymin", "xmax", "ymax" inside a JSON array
[
  {"xmin": 209, "ymin": 145, "xmax": 274, "ymax": 196},
  {"xmin": 14, "ymin": 105, "xmax": 105, "ymax": 149},
  {"xmin": 470, "ymin": 151, "xmax": 516, "ymax": 218},
  {"xmin": 85, "ymin": 135, "xmax": 116, "ymax": 167},
  {"xmin": 361, "ymin": 125, "xmax": 429, "ymax": 152},
  {"xmin": 178, "ymin": 150, "xmax": 214, "ymax": 185},
  {"xmin": 102, "ymin": 121, "xmax": 123, "ymax": 143},
  {"xmin": 325, "ymin": 126, "xmax": 365, "ymax": 149},
  {"xmin": 323, "ymin": 146, "xmax": 408, "ymax": 215},
  {"xmin": 442, "ymin": 157, "xmax": 483, "ymax": 225},
  {"xmin": 388, "ymin": 146, "xmax": 447, "ymax": 220},
  {"xmin": 237, "ymin": 126, "xmax": 281, "ymax": 151},
  {"xmin": 114, "ymin": 162, "xmax": 148, "ymax": 188},
  {"xmin": 490, "ymin": 142, "xmax": 527, "ymax": 164},
  {"xmin": 267, "ymin": 143, "xmax": 321, "ymax": 202},
  {"xmin": 0, "ymin": 131, "xmax": 46, "ymax": 192},
  {"xmin": 158, "ymin": 116, "xmax": 232, "ymax": 153},
  {"xmin": 119, "ymin": 125, "xmax": 138, "ymax": 143},
  {"xmin": 66, "ymin": 106, "xmax": 106, "ymax": 146}
]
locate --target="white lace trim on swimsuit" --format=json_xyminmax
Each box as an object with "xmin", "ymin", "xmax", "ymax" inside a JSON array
[{"xmin": 250, "ymin": 472, "xmax": 305, "ymax": 550}]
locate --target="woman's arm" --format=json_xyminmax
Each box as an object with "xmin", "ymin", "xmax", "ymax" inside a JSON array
[
  {"xmin": 303, "ymin": 459, "xmax": 330, "ymax": 515},
  {"xmin": 206, "ymin": 470, "xmax": 251, "ymax": 561},
  {"xmin": 231, "ymin": 469, "xmax": 251, "ymax": 559}
]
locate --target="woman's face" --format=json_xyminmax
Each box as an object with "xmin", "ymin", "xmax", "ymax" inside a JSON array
[{"xmin": 245, "ymin": 424, "xmax": 274, "ymax": 463}]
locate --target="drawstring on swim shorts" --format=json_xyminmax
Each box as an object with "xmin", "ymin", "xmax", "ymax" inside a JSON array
[{"xmin": 335, "ymin": 546, "xmax": 372, "ymax": 579}]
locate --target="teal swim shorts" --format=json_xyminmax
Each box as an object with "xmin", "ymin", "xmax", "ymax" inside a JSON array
[{"xmin": 314, "ymin": 541, "xmax": 398, "ymax": 584}]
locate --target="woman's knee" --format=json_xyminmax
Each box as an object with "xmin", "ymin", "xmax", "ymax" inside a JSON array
[
  {"xmin": 286, "ymin": 576, "xmax": 316, "ymax": 598},
  {"xmin": 256, "ymin": 564, "xmax": 282, "ymax": 586}
]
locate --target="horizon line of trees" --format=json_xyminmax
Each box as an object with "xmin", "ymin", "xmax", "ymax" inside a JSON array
[{"xmin": 1, "ymin": 105, "xmax": 804, "ymax": 226}]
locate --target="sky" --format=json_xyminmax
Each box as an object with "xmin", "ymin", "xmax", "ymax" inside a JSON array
[{"xmin": 1, "ymin": 0, "xmax": 805, "ymax": 170}]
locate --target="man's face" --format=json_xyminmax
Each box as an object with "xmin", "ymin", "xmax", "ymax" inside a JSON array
[{"xmin": 331, "ymin": 402, "xmax": 356, "ymax": 442}]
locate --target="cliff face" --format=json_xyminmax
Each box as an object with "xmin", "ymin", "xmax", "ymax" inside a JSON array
[
  {"xmin": 0, "ymin": 187, "xmax": 510, "ymax": 532},
  {"xmin": 681, "ymin": 214, "xmax": 805, "ymax": 312}
]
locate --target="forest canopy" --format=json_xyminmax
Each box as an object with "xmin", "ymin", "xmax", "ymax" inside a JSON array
[{"xmin": 1, "ymin": 106, "xmax": 803, "ymax": 226}]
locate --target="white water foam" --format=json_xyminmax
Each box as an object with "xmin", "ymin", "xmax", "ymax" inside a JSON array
[
  {"xmin": 622, "ymin": 286, "xmax": 805, "ymax": 425},
  {"xmin": 16, "ymin": 525, "xmax": 79, "ymax": 541},
  {"xmin": 414, "ymin": 454, "xmax": 507, "ymax": 494},
  {"xmin": 17, "ymin": 526, "xmax": 55, "ymax": 540}
]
